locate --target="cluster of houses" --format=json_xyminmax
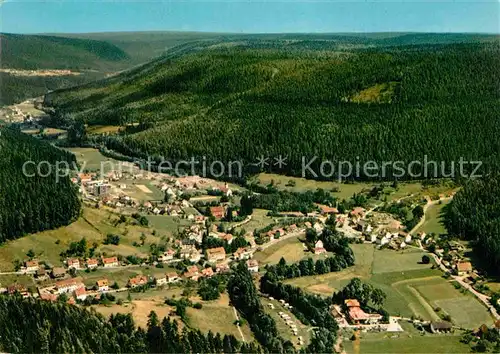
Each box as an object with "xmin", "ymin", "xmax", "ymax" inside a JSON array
[{"xmin": 19, "ymin": 256, "xmax": 120, "ymax": 277}]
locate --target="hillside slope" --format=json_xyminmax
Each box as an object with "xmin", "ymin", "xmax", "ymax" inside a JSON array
[
  {"xmin": 1, "ymin": 33, "xmax": 130, "ymax": 70},
  {"xmin": 0, "ymin": 127, "xmax": 81, "ymax": 242},
  {"xmin": 45, "ymin": 35, "xmax": 500, "ymax": 180}
]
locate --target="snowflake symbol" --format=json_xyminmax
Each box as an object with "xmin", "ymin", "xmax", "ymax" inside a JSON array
[
  {"xmin": 253, "ymin": 155, "xmax": 269, "ymax": 169},
  {"xmin": 274, "ymin": 155, "xmax": 288, "ymax": 169}
]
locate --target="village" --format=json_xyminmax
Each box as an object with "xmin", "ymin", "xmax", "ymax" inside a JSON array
[
  {"xmin": 0, "ymin": 142, "xmax": 497, "ymax": 351},
  {"xmin": 0, "ymin": 164, "xmax": 489, "ymax": 316}
]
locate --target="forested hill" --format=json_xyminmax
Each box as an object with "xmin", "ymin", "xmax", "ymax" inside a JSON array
[
  {"xmin": 45, "ymin": 36, "xmax": 500, "ymax": 180},
  {"xmin": 444, "ymin": 176, "xmax": 500, "ymax": 275},
  {"xmin": 0, "ymin": 296, "xmax": 259, "ymax": 353},
  {"xmin": 0, "ymin": 127, "xmax": 81, "ymax": 242},
  {"xmin": 1, "ymin": 33, "xmax": 130, "ymax": 71}
]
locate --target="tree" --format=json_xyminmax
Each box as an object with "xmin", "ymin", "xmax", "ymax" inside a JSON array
[
  {"xmin": 240, "ymin": 194, "xmax": 254, "ymax": 216},
  {"xmin": 370, "ymin": 288, "xmax": 387, "ymax": 308},
  {"xmin": 67, "ymin": 119, "xmax": 86, "ymax": 144},
  {"xmin": 422, "ymin": 255, "xmax": 431, "ymax": 264},
  {"xmin": 26, "ymin": 249, "xmax": 35, "ymax": 259},
  {"xmin": 306, "ymin": 228, "xmax": 318, "ymax": 244},
  {"xmin": 412, "ymin": 205, "xmax": 425, "ymax": 219}
]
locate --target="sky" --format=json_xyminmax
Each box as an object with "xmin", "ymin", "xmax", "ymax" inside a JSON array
[{"xmin": 1, "ymin": 1, "xmax": 499, "ymax": 34}]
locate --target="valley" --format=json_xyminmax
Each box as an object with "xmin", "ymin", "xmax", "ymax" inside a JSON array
[{"xmin": 1, "ymin": 25, "xmax": 500, "ymax": 354}]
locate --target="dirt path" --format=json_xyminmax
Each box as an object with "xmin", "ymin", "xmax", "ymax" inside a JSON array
[{"xmin": 231, "ymin": 306, "xmax": 246, "ymax": 342}]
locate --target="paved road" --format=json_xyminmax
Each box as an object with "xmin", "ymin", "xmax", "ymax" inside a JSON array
[
  {"xmin": 254, "ymin": 229, "xmax": 306, "ymax": 252},
  {"xmin": 417, "ymin": 240, "xmax": 500, "ymax": 320},
  {"xmin": 430, "ymin": 251, "xmax": 499, "ymax": 320}
]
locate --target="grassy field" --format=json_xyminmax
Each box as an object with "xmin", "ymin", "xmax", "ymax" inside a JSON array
[
  {"xmin": 0, "ymin": 209, "xmax": 103, "ymax": 271},
  {"xmin": 416, "ymin": 200, "xmax": 450, "ymax": 235},
  {"xmin": 0, "ymin": 207, "xmax": 164, "ymax": 271},
  {"xmin": 253, "ymin": 236, "xmax": 306, "ymax": 265},
  {"xmin": 255, "ymin": 173, "xmax": 374, "ymax": 200},
  {"xmin": 66, "ymin": 147, "xmax": 116, "ymax": 172},
  {"xmin": 86, "ymin": 125, "xmax": 122, "ymax": 135},
  {"xmin": 92, "ymin": 300, "xmax": 177, "ymax": 329},
  {"xmin": 117, "ymin": 179, "xmax": 164, "ymax": 201},
  {"xmin": 0, "ymin": 274, "xmax": 37, "ymax": 290},
  {"xmin": 371, "ymin": 248, "xmax": 431, "ymax": 274},
  {"xmin": 147, "ymin": 215, "xmax": 192, "ymax": 236},
  {"xmin": 234, "ymin": 209, "xmax": 276, "ymax": 234},
  {"xmin": 186, "ymin": 294, "xmax": 253, "ymax": 341},
  {"xmin": 343, "ymin": 323, "xmax": 469, "ymax": 354},
  {"xmin": 285, "ymin": 244, "xmax": 492, "ymax": 328},
  {"xmin": 285, "ymin": 244, "xmax": 376, "ymax": 295}
]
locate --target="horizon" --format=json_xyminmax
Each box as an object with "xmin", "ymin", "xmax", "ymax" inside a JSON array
[
  {"xmin": 3, "ymin": 30, "xmax": 500, "ymax": 36},
  {"xmin": 1, "ymin": 1, "xmax": 499, "ymax": 34}
]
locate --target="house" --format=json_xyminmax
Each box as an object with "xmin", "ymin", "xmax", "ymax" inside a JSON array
[
  {"xmin": 355, "ymin": 220, "xmax": 370, "ymax": 232},
  {"xmin": 96, "ymin": 279, "xmax": 109, "ymax": 292},
  {"xmin": 180, "ymin": 245, "xmax": 197, "ymax": 259},
  {"xmin": 418, "ymin": 232, "xmax": 427, "ymax": 241},
  {"xmin": 195, "ymin": 215, "xmax": 206, "ymax": 224},
  {"xmin": 51, "ymin": 267, "xmax": 67, "ymax": 279},
  {"xmin": 91, "ymin": 183, "xmax": 111, "ymax": 196},
  {"xmin": 247, "ymin": 259, "xmax": 259, "ymax": 273},
  {"xmin": 314, "ymin": 240, "xmax": 327, "ymax": 255},
  {"xmin": 78, "ymin": 173, "xmax": 94, "ymax": 184},
  {"xmin": 128, "ymin": 275, "xmax": 148, "ymax": 288},
  {"xmin": 215, "ymin": 264, "xmax": 230, "ymax": 274},
  {"xmin": 166, "ymin": 272, "xmax": 181, "ymax": 283},
  {"xmin": 456, "ymin": 261, "xmax": 473, "ymax": 276},
  {"xmin": 388, "ymin": 220, "xmax": 403, "ymax": 231},
  {"xmin": 209, "ymin": 206, "xmax": 225, "ymax": 220},
  {"xmin": 67, "ymin": 258, "xmax": 81, "ymax": 270},
  {"xmin": 56, "ymin": 278, "xmax": 85, "ymax": 294},
  {"xmin": 36, "ymin": 268, "xmax": 49, "ymax": 281},
  {"xmin": 233, "ymin": 247, "xmax": 252, "ymax": 260},
  {"xmin": 156, "ymin": 275, "xmax": 168, "ymax": 286},
  {"xmin": 40, "ymin": 293, "xmax": 59, "ymax": 302},
  {"xmin": 158, "ymin": 249, "xmax": 176, "ymax": 263},
  {"xmin": 102, "ymin": 256, "xmax": 119, "ymax": 268},
  {"xmin": 366, "ymin": 233, "xmax": 377, "ymax": 243},
  {"xmin": 86, "ymin": 258, "xmax": 99, "ymax": 269},
  {"xmin": 25, "ymin": 260, "xmax": 39, "ymax": 273},
  {"xmin": 344, "ymin": 299, "xmax": 382, "ymax": 325},
  {"xmin": 189, "ymin": 251, "xmax": 202, "ymax": 263},
  {"xmin": 376, "ymin": 234, "xmax": 390, "ymax": 246},
  {"xmin": 222, "ymin": 233, "xmax": 233, "ymax": 244},
  {"xmin": 219, "ymin": 183, "xmax": 233, "ymax": 197},
  {"xmin": 318, "ymin": 204, "xmax": 339, "ymax": 215},
  {"xmin": 74, "ymin": 287, "xmax": 87, "ymax": 301},
  {"xmin": 350, "ymin": 207, "xmax": 365, "ymax": 220},
  {"xmin": 201, "ymin": 267, "xmax": 214, "ymax": 278},
  {"xmin": 430, "ymin": 321, "xmax": 453, "ymax": 333},
  {"xmin": 184, "ymin": 266, "xmax": 199, "ymax": 281},
  {"xmin": 206, "ymin": 247, "xmax": 226, "ymax": 263},
  {"xmin": 8, "ymin": 284, "xmax": 28, "ymax": 297}
]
